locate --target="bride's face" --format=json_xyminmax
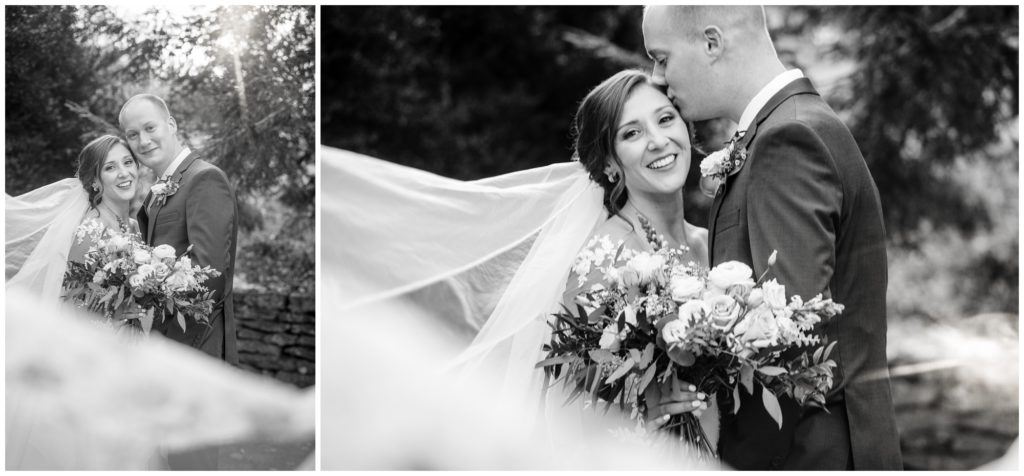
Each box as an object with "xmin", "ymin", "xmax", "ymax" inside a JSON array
[
  {"xmin": 98, "ymin": 144, "xmax": 139, "ymax": 206},
  {"xmin": 611, "ymin": 84, "xmax": 691, "ymax": 198}
]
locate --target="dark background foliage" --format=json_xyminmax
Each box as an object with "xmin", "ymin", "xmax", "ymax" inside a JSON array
[
  {"xmin": 6, "ymin": 5, "xmax": 314, "ymax": 294},
  {"xmin": 322, "ymin": 5, "xmax": 1017, "ymax": 317}
]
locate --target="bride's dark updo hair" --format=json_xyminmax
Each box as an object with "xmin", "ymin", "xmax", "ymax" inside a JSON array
[
  {"xmin": 76, "ymin": 135, "xmax": 134, "ymax": 208},
  {"xmin": 571, "ymin": 70, "xmax": 659, "ymax": 217}
]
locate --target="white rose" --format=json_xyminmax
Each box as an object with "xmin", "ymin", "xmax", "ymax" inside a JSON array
[
  {"xmin": 732, "ymin": 304, "xmax": 780, "ymax": 348},
  {"xmin": 92, "ymin": 270, "xmax": 107, "ymax": 284},
  {"xmin": 661, "ymin": 319, "xmax": 689, "ymax": 346},
  {"xmin": 153, "ymin": 262, "xmax": 171, "ymax": 278},
  {"xmin": 625, "ymin": 252, "xmax": 666, "ymax": 287},
  {"xmin": 677, "ymin": 299, "xmax": 708, "ymax": 326},
  {"xmin": 670, "ymin": 274, "xmax": 704, "ymax": 302},
  {"xmin": 707, "ymin": 294, "xmax": 742, "ymax": 330},
  {"xmin": 598, "ymin": 325, "xmax": 623, "ymax": 352},
  {"xmin": 708, "ymin": 261, "xmax": 754, "ymax": 293},
  {"xmin": 152, "ymin": 244, "xmax": 177, "ymax": 261},
  {"xmin": 150, "ymin": 183, "xmax": 169, "ymax": 195},
  {"xmin": 132, "ymin": 249, "xmax": 152, "ymax": 265},
  {"xmin": 761, "ymin": 279, "xmax": 788, "ymax": 310},
  {"xmin": 746, "ymin": 288, "xmax": 765, "ymax": 308},
  {"xmin": 104, "ymin": 234, "xmax": 130, "ymax": 252},
  {"xmin": 175, "ymin": 256, "xmax": 193, "ymax": 271},
  {"xmin": 165, "ymin": 272, "xmax": 190, "ymax": 293},
  {"xmin": 128, "ymin": 273, "xmax": 145, "ymax": 288},
  {"xmin": 137, "ymin": 264, "xmax": 156, "ymax": 277}
]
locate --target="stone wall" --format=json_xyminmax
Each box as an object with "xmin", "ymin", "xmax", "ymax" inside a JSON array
[{"xmin": 234, "ymin": 291, "xmax": 315, "ymax": 388}]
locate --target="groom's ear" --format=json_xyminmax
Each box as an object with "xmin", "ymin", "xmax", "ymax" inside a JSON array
[
  {"xmin": 167, "ymin": 115, "xmax": 179, "ymax": 133},
  {"xmin": 701, "ymin": 26, "xmax": 724, "ymax": 59}
]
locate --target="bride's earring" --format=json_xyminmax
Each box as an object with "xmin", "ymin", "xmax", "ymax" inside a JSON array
[
  {"xmin": 606, "ymin": 170, "xmax": 619, "ymax": 183},
  {"xmin": 92, "ymin": 183, "xmax": 100, "ymax": 191}
]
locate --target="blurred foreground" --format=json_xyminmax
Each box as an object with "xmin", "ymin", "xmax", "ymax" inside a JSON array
[
  {"xmin": 5, "ymin": 288, "xmax": 315, "ymax": 470},
  {"xmin": 887, "ymin": 313, "xmax": 1019, "ymax": 470}
]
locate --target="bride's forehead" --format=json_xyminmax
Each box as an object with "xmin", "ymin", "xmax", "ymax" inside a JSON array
[{"xmin": 103, "ymin": 145, "xmax": 134, "ymax": 162}]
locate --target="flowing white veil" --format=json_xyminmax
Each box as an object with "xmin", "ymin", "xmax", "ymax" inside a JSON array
[
  {"xmin": 323, "ymin": 147, "xmax": 720, "ymax": 469},
  {"xmin": 325, "ymin": 147, "xmax": 604, "ymax": 409},
  {"xmin": 6, "ymin": 178, "xmax": 89, "ymax": 302}
]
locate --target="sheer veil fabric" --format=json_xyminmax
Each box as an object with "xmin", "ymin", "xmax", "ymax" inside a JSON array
[
  {"xmin": 6, "ymin": 178, "xmax": 90, "ymax": 302},
  {"xmin": 324, "ymin": 147, "xmax": 606, "ymax": 425}
]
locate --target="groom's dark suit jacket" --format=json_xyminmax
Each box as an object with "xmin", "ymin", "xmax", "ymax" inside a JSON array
[
  {"xmin": 139, "ymin": 151, "xmax": 239, "ymax": 365},
  {"xmin": 708, "ymin": 78, "xmax": 902, "ymax": 470}
]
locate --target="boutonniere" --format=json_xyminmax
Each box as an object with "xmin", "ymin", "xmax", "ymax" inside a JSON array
[
  {"xmin": 699, "ymin": 132, "xmax": 748, "ymax": 197},
  {"xmin": 150, "ymin": 177, "xmax": 181, "ymax": 207}
]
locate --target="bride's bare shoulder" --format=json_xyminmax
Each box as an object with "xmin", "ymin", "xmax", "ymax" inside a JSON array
[{"xmin": 589, "ymin": 214, "xmax": 643, "ymax": 250}]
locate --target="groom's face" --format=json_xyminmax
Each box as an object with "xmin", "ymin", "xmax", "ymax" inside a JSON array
[
  {"xmin": 121, "ymin": 99, "xmax": 179, "ymax": 172},
  {"xmin": 642, "ymin": 7, "xmax": 716, "ymax": 121}
]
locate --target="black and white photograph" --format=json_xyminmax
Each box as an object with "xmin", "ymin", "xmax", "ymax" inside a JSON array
[
  {"xmin": 6, "ymin": 4, "xmax": 315, "ymax": 470},
  {"xmin": 322, "ymin": 5, "xmax": 1018, "ymax": 470}
]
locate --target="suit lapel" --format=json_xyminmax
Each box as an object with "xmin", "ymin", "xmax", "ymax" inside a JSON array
[
  {"xmin": 147, "ymin": 152, "xmax": 202, "ymax": 242},
  {"xmin": 707, "ymin": 78, "xmax": 819, "ymax": 261}
]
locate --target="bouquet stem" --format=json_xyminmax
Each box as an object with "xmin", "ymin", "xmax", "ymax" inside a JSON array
[{"xmin": 667, "ymin": 412, "xmax": 718, "ymax": 462}]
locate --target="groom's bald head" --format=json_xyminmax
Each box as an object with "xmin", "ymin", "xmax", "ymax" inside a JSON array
[
  {"xmin": 642, "ymin": 5, "xmax": 783, "ymax": 122},
  {"xmin": 644, "ymin": 6, "xmax": 770, "ymax": 46},
  {"xmin": 118, "ymin": 94, "xmax": 172, "ymax": 128}
]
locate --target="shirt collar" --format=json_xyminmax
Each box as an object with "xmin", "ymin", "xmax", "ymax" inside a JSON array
[
  {"xmin": 160, "ymin": 147, "xmax": 192, "ymax": 181},
  {"xmin": 736, "ymin": 69, "xmax": 805, "ymax": 134}
]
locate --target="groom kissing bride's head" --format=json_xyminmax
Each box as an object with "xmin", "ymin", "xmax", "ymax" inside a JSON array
[{"xmin": 641, "ymin": 6, "xmax": 784, "ymax": 124}]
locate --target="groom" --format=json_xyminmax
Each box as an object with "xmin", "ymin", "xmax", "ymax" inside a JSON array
[
  {"xmin": 643, "ymin": 6, "xmax": 902, "ymax": 470},
  {"xmin": 120, "ymin": 94, "xmax": 239, "ymax": 469}
]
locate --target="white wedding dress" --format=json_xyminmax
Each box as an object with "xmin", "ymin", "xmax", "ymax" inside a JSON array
[
  {"xmin": 5, "ymin": 179, "xmax": 315, "ymax": 470},
  {"xmin": 322, "ymin": 147, "xmax": 719, "ymax": 469}
]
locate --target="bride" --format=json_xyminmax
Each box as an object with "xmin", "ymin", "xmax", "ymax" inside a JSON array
[
  {"xmin": 7, "ymin": 134, "xmax": 146, "ymax": 325},
  {"xmin": 325, "ymin": 69, "xmax": 719, "ymax": 466}
]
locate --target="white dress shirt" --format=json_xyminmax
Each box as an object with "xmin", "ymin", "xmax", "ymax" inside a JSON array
[
  {"xmin": 736, "ymin": 69, "xmax": 805, "ymax": 134},
  {"xmin": 160, "ymin": 147, "xmax": 192, "ymax": 181}
]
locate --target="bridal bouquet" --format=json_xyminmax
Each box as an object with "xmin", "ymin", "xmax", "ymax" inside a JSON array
[
  {"xmin": 537, "ymin": 218, "xmax": 842, "ymax": 460},
  {"xmin": 62, "ymin": 221, "xmax": 220, "ymax": 333}
]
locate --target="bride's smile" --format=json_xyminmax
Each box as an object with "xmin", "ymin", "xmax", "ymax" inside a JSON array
[
  {"xmin": 612, "ymin": 83, "xmax": 691, "ymax": 197},
  {"xmin": 99, "ymin": 143, "xmax": 139, "ymax": 204}
]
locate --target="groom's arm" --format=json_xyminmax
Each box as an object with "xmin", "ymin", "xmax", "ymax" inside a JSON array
[
  {"xmin": 745, "ymin": 121, "xmax": 842, "ymax": 301},
  {"xmin": 185, "ymin": 167, "xmax": 236, "ymax": 304}
]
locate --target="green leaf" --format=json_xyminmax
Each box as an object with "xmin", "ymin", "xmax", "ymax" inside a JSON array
[
  {"xmin": 176, "ymin": 312, "xmax": 186, "ymax": 332},
  {"xmin": 536, "ymin": 355, "xmax": 574, "ymax": 369},
  {"xmin": 639, "ymin": 362, "xmax": 658, "ymax": 394},
  {"xmin": 757, "ymin": 366, "xmax": 788, "ymax": 376},
  {"xmin": 588, "ymin": 349, "xmax": 615, "ymax": 364},
  {"xmin": 666, "ymin": 345, "xmax": 695, "ymax": 367},
  {"xmin": 823, "ymin": 341, "xmax": 838, "ymax": 361},
  {"xmin": 627, "ymin": 348, "xmax": 642, "ymax": 364},
  {"xmin": 733, "ymin": 385, "xmax": 742, "ymax": 414},
  {"xmin": 762, "ymin": 387, "xmax": 783, "ymax": 429},
  {"xmin": 605, "ymin": 357, "xmax": 636, "ymax": 384},
  {"xmin": 740, "ymin": 364, "xmax": 754, "ymax": 394},
  {"xmin": 639, "ymin": 342, "xmax": 655, "ymax": 369},
  {"xmin": 813, "ymin": 345, "xmax": 824, "ymax": 363}
]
